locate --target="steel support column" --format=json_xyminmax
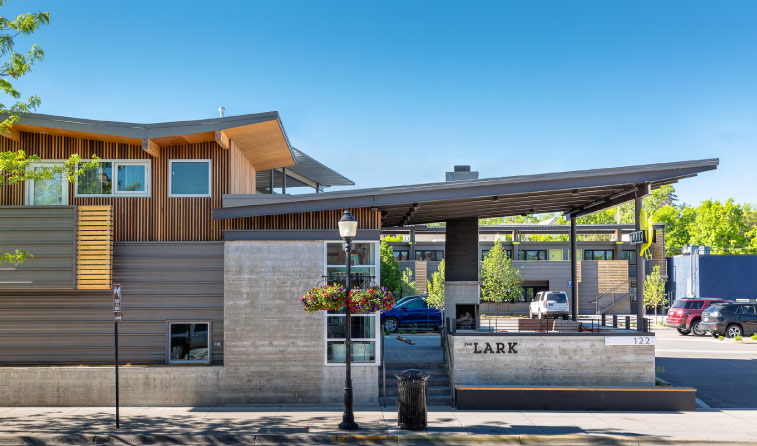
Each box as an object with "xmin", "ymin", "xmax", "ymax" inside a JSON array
[
  {"xmin": 570, "ymin": 218, "xmax": 578, "ymax": 321},
  {"xmin": 282, "ymin": 168, "xmax": 287, "ymax": 194},
  {"xmin": 635, "ymin": 197, "xmax": 645, "ymax": 332}
]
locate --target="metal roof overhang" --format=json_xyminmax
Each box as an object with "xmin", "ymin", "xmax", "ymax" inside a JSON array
[
  {"xmin": 212, "ymin": 158, "xmax": 718, "ymax": 226},
  {"xmin": 383, "ymin": 223, "xmax": 666, "ymax": 235}
]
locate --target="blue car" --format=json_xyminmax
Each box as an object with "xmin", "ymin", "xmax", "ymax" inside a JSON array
[{"xmin": 381, "ymin": 296, "xmax": 442, "ymax": 332}]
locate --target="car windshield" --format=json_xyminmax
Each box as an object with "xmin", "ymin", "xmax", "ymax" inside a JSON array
[{"xmin": 546, "ymin": 293, "xmax": 567, "ymax": 303}]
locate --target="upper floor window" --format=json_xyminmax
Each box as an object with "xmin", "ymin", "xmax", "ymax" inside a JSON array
[
  {"xmin": 77, "ymin": 160, "xmax": 151, "ymax": 197},
  {"xmin": 481, "ymin": 249, "xmax": 512, "ymax": 261},
  {"xmin": 518, "ymin": 250, "xmax": 547, "ymax": 261},
  {"xmin": 169, "ymin": 160, "xmax": 211, "ymax": 197},
  {"xmin": 415, "ymin": 249, "xmax": 444, "ymax": 261},
  {"xmin": 622, "ymin": 250, "xmax": 637, "ymax": 265},
  {"xmin": 25, "ymin": 162, "xmax": 68, "ymax": 205},
  {"xmin": 392, "ymin": 248, "xmax": 410, "ymax": 261},
  {"xmin": 584, "ymin": 250, "xmax": 614, "ymax": 261}
]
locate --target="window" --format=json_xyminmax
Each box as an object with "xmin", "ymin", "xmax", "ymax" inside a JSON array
[
  {"xmin": 168, "ymin": 322, "xmax": 210, "ymax": 364},
  {"xmin": 76, "ymin": 160, "xmax": 150, "ymax": 197},
  {"xmin": 481, "ymin": 249, "xmax": 512, "ymax": 261},
  {"xmin": 518, "ymin": 250, "xmax": 547, "ymax": 261},
  {"xmin": 324, "ymin": 240, "xmax": 381, "ymax": 366},
  {"xmin": 169, "ymin": 159, "xmax": 211, "ymax": 197},
  {"xmin": 25, "ymin": 162, "xmax": 68, "ymax": 205},
  {"xmin": 415, "ymin": 250, "xmax": 444, "ymax": 261},
  {"xmin": 686, "ymin": 301, "xmax": 704, "ymax": 310},
  {"xmin": 622, "ymin": 250, "xmax": 637, "ymax": 265},
  {"xmin": 583, "ymin": 250, "xmax": 615, "ymax": 261},
  {"xmin": 392, "ymin": 248, "xmax": 410, "ymax": 261},
  {"xmin": 404, "ymin": 299, "xmax": 427, "ymax": 310}
]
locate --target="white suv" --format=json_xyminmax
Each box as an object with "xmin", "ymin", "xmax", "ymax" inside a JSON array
[{"xmin": 529, "ymin": 291, "xmax": 570, "ymax": 320}]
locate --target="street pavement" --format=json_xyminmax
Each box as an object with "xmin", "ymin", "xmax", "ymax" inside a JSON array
[
  {"xmin": 1, "ymin": 405, "xmax": 757, "ymax": 445},
  {"xmin": 654, "ymin": 326, "xmax": 757, "ymax": 408}
]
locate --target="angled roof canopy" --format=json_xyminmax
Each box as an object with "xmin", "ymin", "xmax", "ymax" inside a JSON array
[
  {"xmin": 383, "ymin": 223, "xmax": 666, "ymax": 235},
  {"xmin": 214, "ymin": 158, "xmax": 718, "ymax": 226},
  {"xmin": 2, "ymin": 112, "xmax": 296, "ymax": 171}
]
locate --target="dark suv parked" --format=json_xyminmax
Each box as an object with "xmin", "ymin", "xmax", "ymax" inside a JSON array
[
  {"xmin": 700, "ymin": 302, "xmax": 757, "ymax": 338},
  {"xmin": 666, "ymin": 298, "xmax": 727, "ymax": 336}
]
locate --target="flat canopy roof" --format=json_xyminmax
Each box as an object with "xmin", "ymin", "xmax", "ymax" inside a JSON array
[
  {"xmin": 383, "ymin": 223, "xmax": 666, "ymax": 235},
  {"xmin": 213, "ymin": 158, "xmax": 718, "ymax": 226}
]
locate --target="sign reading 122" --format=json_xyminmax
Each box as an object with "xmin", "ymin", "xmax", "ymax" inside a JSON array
[{"xmin": 605, "ymin": 336, "xmax": 656, "ymax": 346}]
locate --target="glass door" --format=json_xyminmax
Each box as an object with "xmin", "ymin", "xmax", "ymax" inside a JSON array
[{"xmin": 26, "ymin": 163, "xmax": 68, "ymax": 205}]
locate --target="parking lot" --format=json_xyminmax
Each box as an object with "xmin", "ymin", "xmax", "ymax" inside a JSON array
[{"xmin": 654, "ymin": 326, "xmax": 757, "ymax": 408}]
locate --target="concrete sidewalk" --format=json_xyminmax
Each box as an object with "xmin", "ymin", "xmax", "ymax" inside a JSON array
[{"xmin": 0, "ymin": 405, "xmax": 756, "ymax": 445}]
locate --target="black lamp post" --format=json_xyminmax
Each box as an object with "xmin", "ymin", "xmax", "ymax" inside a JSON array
[{"xmin": 337, "ymin": 209, "xmax": 359, "ymax": 431}]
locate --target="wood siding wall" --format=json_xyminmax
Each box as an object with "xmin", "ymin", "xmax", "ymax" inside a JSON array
[
  {"xmin": 0, "ymin": 133, "xmax": 381, "ymax": 241},
  {"xmin": 597, "ymin": 260, "xmax": 630, "ymax": 293},
  {"xmin": 0, "ymin": 242, "xmax": 224, "ymax": 365},
  {"xmin": 76, "ymin": 205, "xmax": 113, "ymax": 290}
]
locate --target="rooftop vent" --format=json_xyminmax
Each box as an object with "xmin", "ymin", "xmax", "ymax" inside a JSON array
[
  {"xmin": 218, "ymin": 106, "xmax": 225, "ymax": 118},
  {"xmin": 446, "ymin": 165, "xmax": 479, "ymax": 182}
]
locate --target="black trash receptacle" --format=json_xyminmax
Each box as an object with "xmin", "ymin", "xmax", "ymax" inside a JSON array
[{"xmin": 396, "ymin": 369, "xmax": 429, "ymax": 430}]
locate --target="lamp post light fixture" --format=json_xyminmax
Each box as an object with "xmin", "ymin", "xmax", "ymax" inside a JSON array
[{"xmin": 337, "ymin": 209, "xmax": 359, "ymax": 431}]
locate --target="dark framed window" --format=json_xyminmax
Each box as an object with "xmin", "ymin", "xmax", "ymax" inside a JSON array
[
  {"xmin": 392, "ymin": 248, "xmax": 410, "ymax": 261},
  {"xmin": 415, "ymin": 250, "xmax": 444, "ymax": 261},
  {"xmin": 583, "ymin": 250, "xmax": 615, "ymax": 261},
  {"xmin": 518, "ymin": 250, "xmax": 547, "ymax": 261},
  {"xmin": 481, "ymin": 249, "xmax": 512, "ymax": 261},
  {"xmin": 622, "ymin": 250, "xmax": 636, "ymax": 265},
  {"xmin": 168, "ymin": 322, "xmax": 210, "ymax": 364}
]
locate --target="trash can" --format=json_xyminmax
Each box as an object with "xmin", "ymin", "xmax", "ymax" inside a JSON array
[{"xmin": 396, "ymin": 369, "xmax": 429, "ymax": 430}]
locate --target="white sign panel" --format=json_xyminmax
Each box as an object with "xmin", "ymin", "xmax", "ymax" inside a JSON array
[
  {"xmin": 605, "ymin": 336, "xmax": 655, "ymax": 346},
  {"xmin": 629, "ymin": 231, "xmax": 645, "ymax": 245}
]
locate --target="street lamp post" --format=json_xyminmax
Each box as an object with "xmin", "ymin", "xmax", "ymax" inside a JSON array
[{"xmin": 338, "ymin": 209, "xmax": 359, "ymax": 431}]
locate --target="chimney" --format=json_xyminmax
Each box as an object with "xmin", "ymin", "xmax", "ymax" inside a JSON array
[
  {"xmin": 218, "ymin": 106, "xmax": 225, "ymax": 118},
  {"xmin": 446, "ymin": 165, "xmax": 479, "ymax": 182}
]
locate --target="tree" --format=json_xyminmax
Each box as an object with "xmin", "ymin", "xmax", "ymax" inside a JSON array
[
  {"xmin": 425, "ymin": 259, "xmax": 445, "ymax": 310},
  {"xmin": 400, "ymin": 267, "xmax": 416, "ymax": 297},
  {"xmin": 0, "ymin": 4, "xmax": 98, "ymax": 265},
  {"xmin": 379, "ymin": 240, "xmax": 401, "ymax": 296},
  {"xmin": 652, "ymin": 204, "xmax": 696, "ymax": 256},
  {"xmin": 644, "ymin": 265, "xmax": 667, "ymax": 325},
  {"xmin": 689, "ymin": 199, "xmax": 754, "ymax": 254},
  {"xmin": 480, "ymin": 239, "xmax": 522, "ymax": 313}
]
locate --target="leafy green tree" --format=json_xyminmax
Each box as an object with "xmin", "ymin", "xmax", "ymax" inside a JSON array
[
  {"xmin": 480, "ymin": 239, "xmax": 522, "ymax": 307},
  {"xmin": 689, "ymin": 199, "xmax": 754, "ymax": 254},
  {"xmin": 644, "ymin": 265, "xmax": 667, "ymax": 324},
  {"xmin": 379, "ymin": 240, "xmax": 402, "ymax": 296},
  {"xmin": 400, "ymin": 267, "xmax": 416, "ymax": 296},
  {"xmin": 425, "ymin": 259, "xmax": 445, "ymax": 310},
  {"xmin": 652, "ymin": 204, "xmax": 696, "ymax": 256},
  {"xmin": 0, "ymin": 4, "xmax": 98, "ymax": 265}
]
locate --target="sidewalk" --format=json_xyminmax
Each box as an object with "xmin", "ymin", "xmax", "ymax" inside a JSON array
[{"xmin": 1, "ymin": 405, "xmax": 756, "ymax": 445}]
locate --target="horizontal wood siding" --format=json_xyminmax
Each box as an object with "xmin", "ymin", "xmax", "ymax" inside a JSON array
[
  {"xmin": 597, "ymin": 260, "xmax": 629, "ymax": 293},
  {"xmin": 76, "ymin": 205, "xmax": 113, "ymax": 290},
  {"xmin": 0, "ymin": 242, "xmax": 224, "ymax": 365},
  {"xmin": 0, "ymin": 206, "xmax": 76, "ymax": 289}
]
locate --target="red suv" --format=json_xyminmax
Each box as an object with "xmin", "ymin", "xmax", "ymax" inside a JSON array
[{"xmin": 667, "ymin": 298, "xmax": 727, "ymax": 336}]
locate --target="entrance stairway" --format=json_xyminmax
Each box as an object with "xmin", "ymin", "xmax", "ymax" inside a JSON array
[{"xmin": 379, "ymin": 361, "xmax": 452, "ymax": 407}]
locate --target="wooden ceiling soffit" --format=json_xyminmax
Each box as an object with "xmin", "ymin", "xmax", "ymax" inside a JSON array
[
  {"xmin": 0, "ymin": 126, "xmax": 20, "ymax": 142},
  {"xmin": 221, "ymin": 120, "xmax": 295, "ymax": 171},
  {"xmin": 142, "ymin": 138, "xmax": 161, "ymax": 157}
]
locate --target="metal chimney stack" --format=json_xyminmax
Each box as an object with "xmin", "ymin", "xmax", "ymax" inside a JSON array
[
  {"xmin": 445, "ymin": 165, "xmax": 479, "ymax": 182},
  {"xmin": 218, "ymin": 106, "xmax": 225, "ymax": 118}
]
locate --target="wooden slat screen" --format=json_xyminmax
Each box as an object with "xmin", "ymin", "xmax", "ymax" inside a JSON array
[
  {"xmin": 415, "ymin": 261, "xmax": 427, "ymax": 294},
  {"xmin": 597, "ymin": 260, "xmax": 629, "ymax": 294},
  {"xmin": 576, "ymin": 260, "xmax": 582, "ymax": 283},
  {"xmin": 76, "ymin": 205, "xmax": 113, "ymax": 290}
]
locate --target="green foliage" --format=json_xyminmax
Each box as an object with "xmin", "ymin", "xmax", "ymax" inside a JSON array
[
  {"xmin": 480, "ymin": 239, "xmax": 522, "ymax": 303},
  {"xmin": 400, "ymin": 267, "xmax": 416, "ymax": 296},
  {"xmin": 382, "ymin": 234, "xmax": 404, "ymax": 242},
  {"xmin": 735, "ymin": 334, "xmax": 743, "ymax": 341},
  {"xmin": 689, "ymin": 199, "xmax": 755, "ymax": 254},
  {"xmin": 425, "ymin": 259, "xmax": 445, "ymax": 309},
  {"xmin": 379, "ymin": 240, "xmax": 402, "ymax": 296},
  {"xmin": 751, "ymin": 333, "xmax": 756, "ymax": 341},
  {"xmin": 718, "ymin": 335, "xmax": 724, "ymax": 341},
  {"xmin": 644, "ymin": 265, "xmax": 667, "ymax": 312}
]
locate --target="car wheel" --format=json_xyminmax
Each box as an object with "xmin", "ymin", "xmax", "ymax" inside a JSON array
[
  {"xmin": 677, "ymin": 328, "xmax": 690, "ymax": 335},
  {"xmin": 726, "ymin": 324, "xmax": 743, "ymax": 338},
  {"xmin": 383, "ymin": 317, "xmax": 399, "ymax": 333},
  {"xmin": 691, "ymin": 320, "xmax": 706, "ymax": 336},
  {"xmin": 562, "ymin": 315, "xmax": 569, "ymax": 320}
]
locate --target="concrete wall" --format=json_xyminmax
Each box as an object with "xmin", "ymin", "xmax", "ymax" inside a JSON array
[
  {"xmin": 0, "ymin": 366, "xmax": 223, "ymax": 406},
  {"xmin": 448, "ymin": 334, "xmax": 655, "ymax": 387},
  {"xmin": 222, "ymin": 240, "xmax": 378, "ymax": 404}
]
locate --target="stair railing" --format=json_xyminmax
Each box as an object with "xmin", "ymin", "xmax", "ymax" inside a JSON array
[{"xmin": 591, "ymin": 280, "xmax": 631, "ymax": 314}]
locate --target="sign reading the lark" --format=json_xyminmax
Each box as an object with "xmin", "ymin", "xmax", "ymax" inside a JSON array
[
  {"xmin": 465, "ymin": 342, "xmax": 518, "ymax": 354},
  {"xmin": 629, "ymin": 231, "xmax": 645, "ymax": 245}
]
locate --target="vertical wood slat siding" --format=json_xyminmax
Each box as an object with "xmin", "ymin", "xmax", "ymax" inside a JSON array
[
  {"xmin": 229, "ymin": 141, "xmax": 256, "ymax": 194},
  {"xmin": 0, "ymin": 132, "xmax": 382, "ymax": 240},
  {"xmin": 76, "ymin": 205, "xmax": 113, "ymax": 290},
  {"xmin": 597, "ymin": 260, "xmax": 629, "ymax": 293}
]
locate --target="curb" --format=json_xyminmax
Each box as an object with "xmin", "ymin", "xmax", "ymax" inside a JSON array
[{"xmin": 0, "ymin": 433, "xmax": 755, "ymax": 446}]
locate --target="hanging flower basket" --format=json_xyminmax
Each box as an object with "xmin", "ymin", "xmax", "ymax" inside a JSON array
[
  {"xmin": 348, "ymin": 286, "xmax": 396, "ymax": 314},
  {"xmin": 301, "ymin": 285, "xmax": 347, "ymax": 313}
]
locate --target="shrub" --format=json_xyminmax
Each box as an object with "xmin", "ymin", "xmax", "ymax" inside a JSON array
[
  {"xmin": 718, "ymin": 335, "xmax": 724, "ymax": 341},
  {"xmin": 735, "ymin": 334, "xmax": 743, "ymax": 341},
  {"xmin": 752, "ymin": 333, "xmax": 757, "ymax": 341}
]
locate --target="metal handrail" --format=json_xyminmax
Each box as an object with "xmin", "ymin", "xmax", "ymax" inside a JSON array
[{"xmin": 591, "ymin": 280, "xmax": 631, "ymax": 314}]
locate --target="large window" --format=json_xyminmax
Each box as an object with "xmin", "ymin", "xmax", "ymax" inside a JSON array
[
  {"xmin": 518, "ymin": 250, "xmax": 547, "ymax": 261},
  {"xmin": 25, "ymin": 162, "xmax": 68, "ymax": 205},
  {"xmin": 168, "ymin": 322, "xmax": 210, "ymax": 364},
  {"xmin": 415, "ymin": 249, "xmax": 444, "ymax": 261},
  {"xmin": 622, "ymin": 250, "xmax": 637, "ymax": 265},
  {"xmin": 324, "ymin": 241, "xmax": 381, "ymax": 366},
  {"xmin": 76, "ymin": 160, "xmax": 150, "ymax": 197},
  {"xmin": 169, "ymin": 160, "xmax": 211, "ymax": 197},
  {"xmin": 584, "ymin": 250, "xmax": 615, "ymax": 261},
  {"xmin": 392, "ymin": 248, "xmax": 410, "ymax": 261},
  {"xmin": 481, "ymin": 249, "xmax": 512, "ymax": 261}
]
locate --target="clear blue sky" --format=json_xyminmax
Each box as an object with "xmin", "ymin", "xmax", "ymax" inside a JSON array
[{"xmin": 9, "ymin": 1, "xmax": 757, "ymax": 205}]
